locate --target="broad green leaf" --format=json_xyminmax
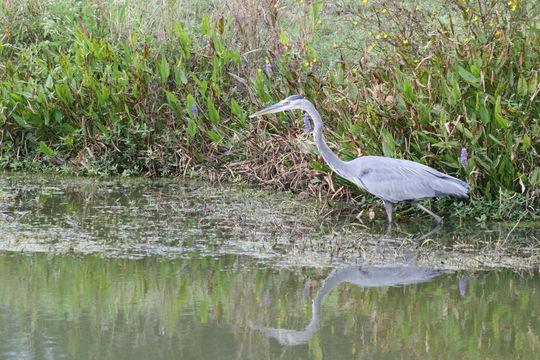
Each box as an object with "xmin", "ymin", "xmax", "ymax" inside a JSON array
[
  {"xmin": 479, "ymin": 105, "xmax": 490, "ymax": 124},
  {"xmin": 522, "ymin": 133, "xmax": 531, "ymax": 150},
  {"xmin": 39, "ymin": 141, "xmax": 55, "ymax": 156},
  {"xmin": 45, "ymin": 74, "xmax": 54, "ymax": 89},
  {"xmin": 396, "ymin": 96, "xmax": 407, "ymax": 114},
  {"xmin": 311, "ymin": 0, "xmax": 323, "ymax": 23},
  {"xmin": 212, "ymin": 35, "xmax": 224, "ymax": 56},
  {"xmin": 531, "ymin": 169, "xmax": 539, "ymax": 186},
  {"xmin": 12, "ymin": 114, "xmax": 28, "ymax": 128},
  {"xmin": 186, "ymin": 94, "xmax": 196, "ymax": 113},
  {"xmin": 488, "ymin": 134, "xmax": 504, "ymax": 146},
  {"xmin": 403, "ymin": 78, "xmax": 414, "ymax": 102},
  {"xmin": 207, "ymin": 98, "xmax": 220, "ymax": 123},
  {"xmin": 493, "ymin": 95, "xmax": 510, "ymax": 128},
  {"xmin": 517, "ymin": 76, "xmax": 528, "ymax": 96},
  {"xmin": 415, "ymin": 131, "xmax": 438, "ymax": 144},
  {"xmin": 173, "ymin": 21, "xmax": 190, "ymax": 58},
  {"xmin": 458, "ymin": 125, "xmax": 473, "ymax": 139},
  {"xmin": 201, "ymin": 13, "xmax": 211, "ymax": 36},
  {"xmin": 159, "ymin": 56, "xmax": 170, "ymax": 83},
  {"xmin": 226, "ymin": 50, "xmax": 240, "ymax": 63},
  {"xmin": 451, "ymin": 80, "xmax": 461, "ymax": 105},
  {"xmin": 206, "ymin": 130, "xmax": 222, "ymax": 143},
  {"xmin": 457, "ymin": 66, "xmax": 479, "ymax": 85},
  {"xmin": 193, "ymin": 76, "xmax": 208, "ymax": 98},
  {"xmin": 230, "ymin": 99, "xmax": 242, "ymax": 118},
  {"xmin": 175, "ymin": 66, "xmax": 188, "ymax": 85},
  {"xmin": 279, "ymin": 29, "xmax": 289, "ymax": 47},
  {"xmin": 381, "ymin": 131, "xmax": 396, "ymax": 157},
  {"xmin": 470, "ymin": 64, "xmax": 480, "ymax": 78},
  {"xmin": 187, "ymin": 119, "xmax": 197, "ymax": 137},
  {"xmin": 165, "ymin": 90, "xmax": 181, "ymax": 114},
  {"xmin": 349, "ymin": 124, "xmax": 361, "ymax": 136}
]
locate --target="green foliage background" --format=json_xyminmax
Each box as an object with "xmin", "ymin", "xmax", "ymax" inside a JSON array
[{"xmin": 0, "ymin": 0, "xmax": 538, "ymax": 219}]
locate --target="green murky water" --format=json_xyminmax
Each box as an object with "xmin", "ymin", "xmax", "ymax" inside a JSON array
[{"xmin": 0, "ymin": 173, "xmax": 539, "ymax": 359}]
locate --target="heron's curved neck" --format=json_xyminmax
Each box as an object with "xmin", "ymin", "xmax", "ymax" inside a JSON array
[{"xmin": 304, "ymin": 103, "xmax": 347, "ymax": 176}]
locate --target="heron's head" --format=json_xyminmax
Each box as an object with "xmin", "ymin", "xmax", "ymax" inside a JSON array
[{"xmin": 249, "ymin": 95, "xmax": 307, "ymax": 118}]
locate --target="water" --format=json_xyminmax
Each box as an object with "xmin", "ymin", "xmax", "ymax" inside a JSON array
[{"xmin": 0, "ymin": 173, "xmax": 539, "ymax": 359}]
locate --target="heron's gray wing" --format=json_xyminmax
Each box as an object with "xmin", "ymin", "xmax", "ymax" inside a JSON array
[{"xmin": 345, "ymin": 156, "xmax": 469, "ymax": 203}]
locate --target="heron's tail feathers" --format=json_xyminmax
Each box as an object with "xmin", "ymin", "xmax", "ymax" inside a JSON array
[{"xmin": 432, "ymin": 176, "xmax": 470, "ymax": 198}]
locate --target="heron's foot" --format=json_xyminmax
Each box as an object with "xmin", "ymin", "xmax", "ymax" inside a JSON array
[
  {"xmin": 385, "ymin": 222, "xmax": 393, "ymax": 236},
  {"xmin": 417, "ymin": 222, "xmax": 443, "ymax": 241},
  {"xmin": 416, "ymin": 203, "xmax": 443, "ymax": 226}
]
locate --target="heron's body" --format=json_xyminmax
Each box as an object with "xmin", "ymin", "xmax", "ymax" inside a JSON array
[
  {"xmin": 338, "ymin": 155, "xmax": 469, "ymax": 203},
  {"xmin": 250, "ymin": 95, "xmax": 470, "ymax": 225}
]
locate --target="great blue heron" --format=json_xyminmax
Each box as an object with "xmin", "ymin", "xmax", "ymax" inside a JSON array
[{"xmin": 249, "ymin": 95, "xmax": 470, "ymax": 225}]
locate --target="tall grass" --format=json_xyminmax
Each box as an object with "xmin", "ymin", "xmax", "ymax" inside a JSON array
[{"xmin": 0, "ymin": 0, "xmax": 538, "ymax": 219}]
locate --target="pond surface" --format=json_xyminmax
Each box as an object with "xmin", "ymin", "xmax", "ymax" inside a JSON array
[{"xmin": 0, "ymin": 173, "xmax": 539, "ymax": 359}]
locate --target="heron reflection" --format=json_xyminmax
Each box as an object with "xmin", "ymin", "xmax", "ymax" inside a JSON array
[{"xmin": 254, "ymin": 266, "xmax": 442, "ymax": 346}]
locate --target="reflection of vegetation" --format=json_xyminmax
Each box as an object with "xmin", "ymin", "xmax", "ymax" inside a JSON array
[{"xmin": 0, "ymin": 254, "xmax": 538, "ymax": 359}]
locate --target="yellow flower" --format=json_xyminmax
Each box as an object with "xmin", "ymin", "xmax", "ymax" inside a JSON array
[
  {"xmin": 368, "ymin": 31, "xmax": 372, "ymax": 35},
  {"xmin": 414, "ymin": 59, "xmax": 418, "ymax": 63},
  {"xmin": 465, "ymin": 8, "xmax": 470, "ymax": 12},
  {"xmin": 265, "ymin": 59, "xmax": 270, "ymax": 64},
  {"xmin": 511, "ymin": 5, "xmax": 516, "ymax": 11},
  {"xmin": 381, "ymin": 9, "xmax": 388, "ymax": 13},
  {"xmin": 507, "ymin": 1, "xmax": 512, "ymax": 5},
  {"xmin": 495, "ymin": 30, "xmax": 502, "ymax": 35},
  {"xmin": 312, "ymin": 57, "xmax": 317, "ymax": 63},
  {"xmin": 402, "ymin": 39, "xmax": 409, "ymax": 44},
  {"xmin": 304, "ymin": 62, "xmax": 310, "ymax": 66},
  {"xmin": 431, "ymin": 10, "xmax": 436, "ymax": 14},
  {"xmin": 257, "ymin": 68, "xmax": 262, "ymax": 72},
  {"xmin": 353, "ymin": 20, "xmax": 358, "ymax": 25},
  {"xmin": 375, "ymin": 34, "xmax": 381, "ymax": 39},
  {"xmin": 300, "ymin": 0, "xmax": 304, "ymax": 3},
  {"xmin": 363, "ymin": 0, "xmax": 367, "ymax": 3},
  {"xmin": 472, "ymin": 16, "xmax": 478, "ymax": 22},
  {"xmin": 383, "ymin": 33, "xmax": 388, "ymax": 38},
  {"xmin": 274, "ymin": 4, "xmax": 278, "ymax": 8},
  {"xmin": 415, "ymin": 7, "xmax": 420, "ymax": 11},
  {"xmin": 317, "ymin": 19, "xmax": 322, "ymax": 24},
  {"xmin": 332, "ymin": 43, "xmax": 337, "ymax": 48},
  {"xmin": 352, "ymin": 68, "xmax": 357, "ymax": 73},
  {"xmin": 464, "ymin": 37, "xmax": 469, "ymax": 42}
]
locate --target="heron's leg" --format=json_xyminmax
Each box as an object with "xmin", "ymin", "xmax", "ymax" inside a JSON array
[
  {"xmin": 416, "ymin": 203, "xmax": 443, "ymax": 225},
  {"xmin": 417, "ymin": 223, "xmax": 443, "ymax": 240},
  {"xmin": 383, "ymin": 201, "xmax": 393, "ymax": 224}
]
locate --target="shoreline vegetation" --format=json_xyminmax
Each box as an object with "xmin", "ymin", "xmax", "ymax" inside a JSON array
[{"xmin": 0, "ymin": 0, "xmax": 538, "ymax": 222}]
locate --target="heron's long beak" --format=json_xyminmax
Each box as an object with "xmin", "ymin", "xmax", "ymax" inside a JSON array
[{"xmin": 249, "ymin": 103, "xmax": 285, "ymax": 118}]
